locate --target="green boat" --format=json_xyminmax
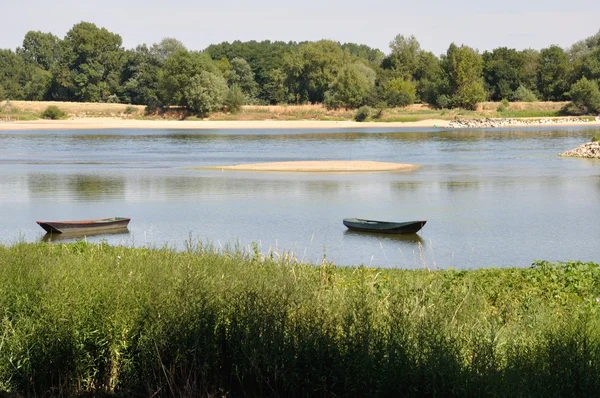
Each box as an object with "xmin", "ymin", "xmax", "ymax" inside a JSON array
[{"xmin": 343, "ymin": 218, "xmax": 426, "ymax": 234}]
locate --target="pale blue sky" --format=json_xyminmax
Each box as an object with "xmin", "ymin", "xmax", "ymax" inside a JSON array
[{"xmin": 3, "ymin": 0, "xmax": 600, "ymax": 55}]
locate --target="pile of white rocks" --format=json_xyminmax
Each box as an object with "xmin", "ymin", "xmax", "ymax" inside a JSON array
[
  {"xmin": 559, "ymin": 141, "xmax": 600, "ymax": 159},
  {"xmin": 448, "ymin": 117, "xmax": 596, "ymax": 129}
]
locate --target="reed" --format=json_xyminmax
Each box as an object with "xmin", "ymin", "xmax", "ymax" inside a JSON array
[{"xmin": 0, "ymin": 241, "xmax": 599, "ymax": 397}]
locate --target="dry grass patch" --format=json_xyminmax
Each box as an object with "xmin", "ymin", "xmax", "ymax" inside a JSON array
[{"xmin": 1, "ymin": 100, "xmax": 145, "ymax": 118}]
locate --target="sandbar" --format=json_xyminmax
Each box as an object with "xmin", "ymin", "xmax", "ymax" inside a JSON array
[{"xmin": 196, "ymin": 160, "xmax": 418, "ymax": 172}]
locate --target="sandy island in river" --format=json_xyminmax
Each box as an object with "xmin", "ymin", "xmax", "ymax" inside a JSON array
[{"xmin": 196, "ymin": 161, "xmax": 418, "ymax": 172}]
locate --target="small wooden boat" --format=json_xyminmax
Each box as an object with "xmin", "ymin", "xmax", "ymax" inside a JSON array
[
  {"xmin": 36, "ymin": 217, "xmax": 130, "ymax": 234},
  {"xmin": 343, "ymin": 218, "xmax": 426, "ymax": 234}
]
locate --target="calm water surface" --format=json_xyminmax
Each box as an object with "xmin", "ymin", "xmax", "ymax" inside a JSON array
[{"xmin": 1, "ymin": 126, "xmax": 599, "ymax": 269}]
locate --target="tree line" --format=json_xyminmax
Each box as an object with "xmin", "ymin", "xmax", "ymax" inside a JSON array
[{"xmin": 1, "ymin": 22, "xmax": 600, "ymax": 115}]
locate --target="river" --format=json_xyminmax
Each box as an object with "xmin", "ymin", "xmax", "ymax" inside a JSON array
[{"xmin": 1, "ymin": 126, "xmax": 599, "ymax": 269}]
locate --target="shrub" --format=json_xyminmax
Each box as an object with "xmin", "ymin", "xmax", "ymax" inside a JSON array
[
  {"xmin": 592, "ymin": 136, "xmax": 599, "ymax": 142},
  {"xmin": 354, "ymin": 106, "xmax": 372, "ymax": 122},
  {"xmin": 124, "ymin": 106, "xmax": 138, "ymax": 115},
  {"xmin": 567, "ymin": 77, "xmax": 600, "ymax": 115},
  {"xmin": 106, "ymin": 94, "xmax": 119, "ymax": 103},
  {"xmin": 373, "ymin": 102, "xmax": 387, "ymax": 119},
  {"xmin": 512, "ymin": 85, "xmax": 538, "ymax": 102},
  {"xmin": 144, "ymin": 98, "xmax": 163, "ymax": 115},
  {"xmin": 436, "ymin": 94, "xmax": 452, "ymax": 109},
  {"xmin": 184, "ymin": 71, "xmax": 229, "ymax": 116},
  {"xmin": 224, "ymin": 84, "xmax": 245, "ymax": 113},
  {"xmin": 383, "ymin": 78, "xmax": 416, "ymax": 108},
  {"xmin": 41, "ymin": 105, "xmax": 67, "ymax": 120}
]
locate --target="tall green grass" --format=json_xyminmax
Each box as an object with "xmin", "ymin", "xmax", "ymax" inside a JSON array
[{"xmin": 0, "ymin": 241, "xmax": 599, "ymax": 396}]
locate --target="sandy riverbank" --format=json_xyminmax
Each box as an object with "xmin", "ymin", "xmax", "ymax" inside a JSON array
[
  {"xmin": 2, "ymin": 116, "xmax": 600, "ymax": 131},
  {"xmin": 0, "ymin": 117, "xmax": 453, "ymax": 130},
  {"xmin": 196, "ymin": 161, "xmax": 418, "ymax": 172}
]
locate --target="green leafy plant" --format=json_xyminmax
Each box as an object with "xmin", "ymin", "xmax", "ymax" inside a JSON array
[
  {"xmin": 354, "ymin": 105, "xmax": 372, "ymax": 122},
  {"xmin": 124, "ymin": 105, "xmax": 138, "ymax": 115},
  {"xmin": 41, "ymin": 105, "xmax": 67, "ymax": 120},
  {"xmin": 512, "ymin": 85, "xmax": 538, "ymax": 102}
]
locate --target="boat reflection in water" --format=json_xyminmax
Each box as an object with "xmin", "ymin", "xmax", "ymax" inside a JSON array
[
  {"xmin": 343, "ymin": 229, "xmax": 424, "ymax": 244},
  {"xmin": 41, "ymin": 228, "xmax": 130, "ymax": 242}
]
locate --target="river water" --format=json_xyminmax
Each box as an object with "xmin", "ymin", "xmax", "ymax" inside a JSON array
[{"xmin": 1, "ymin": 126, "xmax": 599, "ymax": 269}]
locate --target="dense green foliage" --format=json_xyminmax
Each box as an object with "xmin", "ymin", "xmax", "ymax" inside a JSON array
[
  {"xmin": 2, "ymin": 23, "xmax": 600, "ymax": 114},
  {"xmin": 567, "ymin": 77, "xmax": 600, "ymax": 115},
  {"xmin": 40, "ymin": 105, "xmax": 66, "ymax": 119},
  {"xmin": 0, "ymin": 242, "xmax": 600, "ymax": 397}
]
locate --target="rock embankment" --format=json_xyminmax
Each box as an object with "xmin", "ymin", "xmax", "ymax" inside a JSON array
[
  {"xmin": 448, "ymin": 117, "xmax": 598, "ymax": 129},
  {"xmin": 559, "ymin": 141, "xmax": 600, "ymax": 159}
]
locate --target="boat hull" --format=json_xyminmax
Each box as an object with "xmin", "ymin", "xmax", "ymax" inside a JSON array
[
  {"xmin": 343, "ymin": 218, "xmax": 426, "ymax": 234},
  {"xmin": 37, "ymin": 217, "xmax": 131, "ymax": 234}
]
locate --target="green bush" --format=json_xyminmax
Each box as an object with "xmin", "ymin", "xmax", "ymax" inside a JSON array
[
  {"xmin": 511, "ymin": 85, "xmax": 538, "ymax": 102},
  {"xmin": 436, "ymin": 94, "xmax": 452, "ymax": 109},
  {"xmin": 373, "ymin": 101, "xmax": 387, "ymax": 119},
  {"xmin": 144, "ymin": 98, "xmax": 163, "ymax": 115},
  {"xmin": 497, "ymin": 98, "xmax": 510, "ymax": 112},
  {"xmin": 41, "ymin": 105, "xmax": 67, "ymax": 120},
  {"xmin": 354, "ymin": 105, "xmax": 372, "ymax": 122},
  {"xmin": 383, "ymin": 78, "xmax": 416, "ymax": 108},
  {"xmin": 592, "ymin": 136, "xmax": 599, "ymax": 142},
  {"xmin": 224, "ymin": 84, "xmax": 245, "ymax": 113},
  {"xmin": 106, "ymin": 94, "xmax": 119, "ymax": 103},
  {"xmin": 567, "ymin": 77, "xmax": 600, "ymax": 115},
  {"xmin": 124, "ymin": 105, "xmax": 138, "ymax": 115}
]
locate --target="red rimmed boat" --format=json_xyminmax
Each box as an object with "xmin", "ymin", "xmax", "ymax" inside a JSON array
[{"xmin": 36, "ymin": 217, "xmax": 131, "ymax": 234}]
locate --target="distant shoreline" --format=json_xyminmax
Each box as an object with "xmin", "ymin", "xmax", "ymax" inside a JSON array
[
  {"xmin": 0, "ymin": 117, "xmax": 451, "ymax": 130},
  {"xmin": 1, "ymin": 116, "xmax": 600, "ymax": 131}
]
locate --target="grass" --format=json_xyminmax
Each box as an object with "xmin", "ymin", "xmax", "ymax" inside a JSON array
[
  {"xmin": 0, "ymin": 241, "xmax": 599, "ymax": 397},
  {"xmin": 1, "ymin": 100, "xmax": 594, "ymax": 124},
  {"xmin": 0, "ymin": 100, "xmax": 145, "ymax": 119},
  {"xmin": 0, "ymin": 101, "xmax": 39, "ymax": 121}
]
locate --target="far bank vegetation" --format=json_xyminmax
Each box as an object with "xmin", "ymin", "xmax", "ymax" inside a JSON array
[{"xmin": 1, "ymin": 23, "xmax": 600, "ymax": 120}]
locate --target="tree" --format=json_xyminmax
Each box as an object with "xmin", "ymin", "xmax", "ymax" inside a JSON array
[
  {"xmin": 17, "ymin": 31, "xmax": 61, "ymax": 71},
  {"xmin": 158, "ymin": 49, "xmax": 220, "ymax": 106},
  {"xmin": 519, "ymin": 49, "xmax": 540, "ymax": 93},
  {"xmin": 224, "ymin": 84, "xmax": 245, "ymax": 113},
  {"xmin": 482, "ymin": 47, "xmax": 526, "ymax": 100},
  {"xmin": 22, "ymin": 65, "xmax": 52, "ymax": 100},
  {"xmin": 120, "ymin": 45, "xmax": 163, "ymax": 106},
  {"xmin": 571, "ymin": 47, "xmax": 600, "ymax": 84},
  {"xmin": 567, "ymin": 77, "xmax": 600, "ymax": 115},
  {"xmin": 263, "ymin": 68, "xmax": 289, "ymax": 104},
  {"xmin": 382, "ymin": 34, "xmax": 421, "ymax": 80},
  {"xmin": 569, "ymin": 29, "xmax": 600, "ymax": 60},
  {"xmin": 324, "ymin": 62, "xmax": 375, "ymax": 109},
  {"xmin": 537, "ymin": 45, "xmax": 571, "ymax": 101},
  {"xmin": 204, "ymin": 40, "xmax": 297, "ymax": 103},
  {"xmin": 442, "ymin": 44, "xmax": 486, "ymax": 110},
  {"xmin": 0, "ymin": 49, "xmax": 25, "ymax": 99},
  {"xmin": 340, "ymin": 43, "xmax": 384, "ymax": 65},
  {"xmin": 382, "ymin": 78, "xmax": 416, "ymax": 107},
  {"xmin": 281, "ymin": 40, "xmax": 345, "ymax": 103},
  {"xmin": 150, "ymin": 38, "xmax": 186, "ymax": 62},
  {"xmin": 53, "ymin": 22, "xmax": 126, "ymax": 102},
  {"xmin": 184, "ymin": 71, "xmax": 228, "ymax": 115},
  {"xmin": 414, "ymin": 51, "xmax": 444, "ymax": 104},
  {"xmin": 227, "ymin": 57, "xmax": 258, "ymax": 99}
]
